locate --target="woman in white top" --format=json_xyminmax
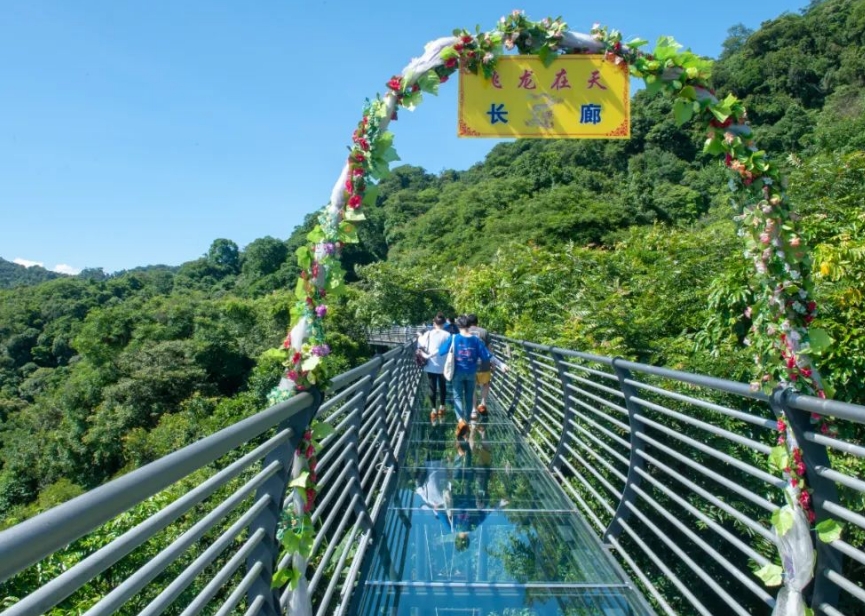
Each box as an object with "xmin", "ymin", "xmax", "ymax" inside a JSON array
[{"xmin": 417, "ymin": 313, "xmax": 452, "ymax": 420}]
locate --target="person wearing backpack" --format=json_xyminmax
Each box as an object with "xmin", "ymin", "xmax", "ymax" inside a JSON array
[{"xmin": 439, "ymin": 315, "xmax": 508, "ymax": 435}]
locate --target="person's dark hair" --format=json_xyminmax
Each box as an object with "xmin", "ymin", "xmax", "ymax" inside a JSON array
[
  {"xmin": 456, "ymin": 315, "xmax": 470, "ymax": 330},
  {"xmin": 467, "ymin": 314, "xmax": 479, "ymax": 327},
  {"xmin": 433, "ymin": 314, "xmax": 446, "ymax": 326}
]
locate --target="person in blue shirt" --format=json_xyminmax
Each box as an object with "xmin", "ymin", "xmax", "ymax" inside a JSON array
[{"xmin": 439, "ymin": 315, "xmax": 508, "ymax": 431}]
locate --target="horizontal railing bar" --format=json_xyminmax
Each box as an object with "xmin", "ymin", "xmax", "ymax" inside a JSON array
[
  {"xmin": 562, "ymin": 444, "xmax": 624, "ymax": 499},
  {"xmin": 829, "ymin": 539, "xmax": 865, "ymax": 568},
  {"xmin": 629, "ymin": 482, "xmax": 774, "ymax": 604},
  {"xmin": 244, "ymin": 593, "xmax": 264, "ymax": 616},
  {"xmin": 309, "ymin": 466, "xmax": 354, "ymax": 524},
  {"xmin": 309, "ymin": 493, "xmax": 364, "ymax": 595},
  {"xmin": 566, "ymin": 419, "xmax": 630, "ymax": 467},
  {"xmin": 214, "ymin": 562, "xmax": 261, "ymax": 616},
  {"xmin": 319, "ymin": 381, "xmax": 368, "ymax": 423},
  {"xmin": 500, "ymin": 337, "xmax": 614, "ymax": 367},
  {"xmin": 786, "ymin": 392, "xmax": 865, "ymax": 424},
  {"xmin": 631, "ymin": 396, "xmax": 773, "ymax": 455},
  {"xmin": 623, "ymin": 502, "xmax": 755, "ymax": 616},
  {"xmin": 823, "ymin": 500, "xmax": 865, "ymax": 532},
  {"xmin": 815, "ymin": 465, "xmax": 865, "ymax": 494},
  {"xmin": 0, "ymin": 428, "xmax": 291, "ymax": 616},
  {"xmin": 0, "ymin": 393, "xmax": 314, "ymax": 582},
  {"xmin": 566, "ymin": 373, "xmax": 626, "ymax": 399},
  {"xmin": 317, "ymin": 424, "xmax": 359, "ymax": 471},
  {"xmin": 564, "ymin": 440, "xmax": 628, "ymax": 485},
  {"xmin": 311, "ymin": 482, "xmax": 359, "ymax": 561},
  {"xmin": 571, "ymin": 398, "xmax": 630, "ymax": 432},
  {"xmin": 612, "ymin": 359, "xmax": 770, "ymax": 403},
  {"xmin": 636, "ymin": 447, "xmax": 773, "ymax": 541},
  {"xmin": 178, "ymin": 528, "xmax": 265, "ymax": 616},
  {"xmin": 804, "ymin": 430, "xmax": 865, "ymax": 458},
  {"xmin": 552, "ymin": 467, "xmax": 607, "ymax": 529},
  {"xmin": 567, "ymin": 414, "xmax": 630, "ymax": 451},
  {"xmin": 566, "ymin": 383, "xmax": 629, "ymax": 416},
  {"xmin": 606, "ymin": 535, "xmax": 676, "ymax": 616},
  {"xmin": 83, "ymin": 475, "xmax": 276, "ymax": 616},
  {"xmin": 636, "ymin": 432, "xmax": 779, "ymax": 513},
  {"xmin": 138, "ymin": 504, "xmax": 267, "ymax": 616},
  {"xmin": 560, "ymin": 360, "xmax": 620, "ymax": 382},
  {"xmin": 824, "ymin": 568, "xmax": 865, "ymax": 604},
  {"xmin": 624, "ymin": 379, "xmax": 775, "ymax": 429},
  {"xmin": 316, "ymin": 525, "xmax": 362, "ymax": 616},
  {"xmin": 816, "ymin": 604, "xmax": 845, "ymax": 616},
  {"xmin": 635, "ymin": 413, "xmax": 785, "ymax": 488},
  {"xmin": 614, "ymin": 518, "xmax": 714, "ymax": 616}
]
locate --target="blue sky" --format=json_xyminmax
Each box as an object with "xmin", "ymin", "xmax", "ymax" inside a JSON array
[{"xmin": 0, "ymin": 0, "xmax": 807, "ymax": 274}]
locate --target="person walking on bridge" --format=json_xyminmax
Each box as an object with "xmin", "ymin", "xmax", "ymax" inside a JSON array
[
  {"xmin": 439, "ymin": 315, "xmax": 508, "ymax": 434},
  {"xmin": 417, "ymin": 313, "xmax": 451, "ymax": 421}
]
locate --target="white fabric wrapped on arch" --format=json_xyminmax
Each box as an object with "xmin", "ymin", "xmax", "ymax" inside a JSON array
[{"xmin": 772, "ymin": 494, "xmax": 815, "ymax": 616}]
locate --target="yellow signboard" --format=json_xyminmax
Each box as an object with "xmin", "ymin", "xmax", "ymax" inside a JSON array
[{"xmin": 458, "ymin": 55, "xmax": 630, "ymax": 139}]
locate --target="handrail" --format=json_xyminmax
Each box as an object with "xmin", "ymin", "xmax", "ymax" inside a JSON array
[
  {"xmin": 3, "ymin": 326, "xmax": 863, "ymax": 616},
  {"xmin": 0, "ymin": 341, "xmax": 421, "ymax": 616}
]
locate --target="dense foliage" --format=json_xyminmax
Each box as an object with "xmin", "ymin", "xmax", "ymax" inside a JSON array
[
  {"xmin": 0, "ymin": 258, "xmax": 66, "ymax": 289},
  {"xmin": 2, "ymin": 0, "xmax": 865, "ymax": 611}
]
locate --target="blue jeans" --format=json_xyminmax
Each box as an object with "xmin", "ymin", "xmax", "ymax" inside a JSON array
[{"xmin": 451, "ymin": 371, "xmax": 475, "ymax": 422}]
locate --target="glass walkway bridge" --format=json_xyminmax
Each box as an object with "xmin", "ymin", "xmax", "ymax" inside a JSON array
[{"xmin": 0, "ymin": 329, "xmax": 862, "ymax": 616}]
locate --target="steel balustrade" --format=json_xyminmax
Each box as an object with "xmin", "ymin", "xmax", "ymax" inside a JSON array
[
  {"xmin": 2, "ymin": 326, "xmax": 863, "ymax": 616},
  {"xmin": 0, "ymin": 342, "xmax": 422, "ymax": 616}
]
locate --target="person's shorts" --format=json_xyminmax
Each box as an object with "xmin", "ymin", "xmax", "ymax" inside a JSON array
[{"xmin": 475, "ymin": 371, "xmax": 492, "ymax": 385}]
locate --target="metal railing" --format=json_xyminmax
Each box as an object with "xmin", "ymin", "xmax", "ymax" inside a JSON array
[
  {"xmin": 3, "ymin": 326, "xmax": 863, "ymax": 616},
  {"xmin": 484, "ymin": 334, "xmax": 865, "ymax": 616},
  {"xmin": 0, "ymin": 342, "xmax": 422, "ymax": 616}
]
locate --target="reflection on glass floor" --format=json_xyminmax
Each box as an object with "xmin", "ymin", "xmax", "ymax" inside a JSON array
[{"xmin": 354, "ymin": 393, "xmax": 656, "ymax": 616}]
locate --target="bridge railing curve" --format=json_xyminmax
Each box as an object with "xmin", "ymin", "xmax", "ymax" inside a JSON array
[
  {"xmin": 485, "ymin": 333, "xmax": 864, "ymax": 616},
  {"xmin": 0, "ymin": 341, "xmax": 421, "ymax": 616}
]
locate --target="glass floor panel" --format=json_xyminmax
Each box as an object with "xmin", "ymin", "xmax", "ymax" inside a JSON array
[{"xmin": 353, "ymin": 390, "xmax": 654, "ymax": 615}]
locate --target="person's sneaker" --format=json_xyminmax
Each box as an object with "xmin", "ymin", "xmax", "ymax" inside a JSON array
[
  {"xmin": 437, "ymin": 405, "xmax": 446, "ymax": 418},
  {"xmin": 470, "ymin": 409, "xmax": 479, "ymax": 422},
  {"xmin": 430, "ymin": 410, "xmax": 437, "ymax": 424},
  {"xmin": 456, "ymin": 419, "xmax": 469, "ymax": 438},
  {"xmin": 477, "ymin": 404, "xmax": 488, "ymax": 415}
]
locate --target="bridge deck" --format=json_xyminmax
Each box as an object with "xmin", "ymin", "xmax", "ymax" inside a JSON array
[{"xmin": 353, "ymin": 391, "xmax": 656, "ymax": 615}]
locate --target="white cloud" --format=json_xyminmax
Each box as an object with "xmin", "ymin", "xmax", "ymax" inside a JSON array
[
  {"xmin": 13, "ymin": 258, "xmax": 44, "ymax": 268},
  {"xmin": 12, "ymin": 258, "xmax": 81, "ymax": 275},
  {"xmin": 53, "ymin": 264, "xmax": 82, "ymax": 275}
]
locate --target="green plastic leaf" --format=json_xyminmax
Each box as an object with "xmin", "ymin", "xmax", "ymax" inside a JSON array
[
  {"xmin": 815, "ymin": 519, "xmax": 843, "ymax": 543},
  {"xmin": 295, "ymin": 246, "xmax": 312, "ymax": 270},
  {"xmin": 281, "ymin": 529, "xmax": 299, "ymax": 551},
  {"xmin": 289, "ymin": 471, "xmax": 310, "ymax": 489},
  {"xmin": 361, "ymin": 184, "xmax": 379, "ymax": 206},
  {"xmin": 312, "ymin": 422, "xmax": 335, "ymax": 440},
  {"xmin": 703, "ymin": 137, "xmax": 725, "ymax": 156},
  {"xmin": 673, "ymin": 99, "xmax": 694, "ymax": 126},
  {"xmin": 417, "ymin": 71, "xmax": 441, "ymax": 95},
  {"xmin": 306, "ymin": 225, "xmax": 325, "ymax": 243},
  {"xmin": 768, "ymin": 446, "xmax": 789, "ymax": 473},
  {"xmin": 754, "ymin": 563, "xmax": 783, "ymax": 587},
  {"xmin": 344, "ymin": 208, "xmax": 366, "ymax": 221},
  {"xmin": 771, "ymin": 507, "xmax": 794, "ymax": 537},
  {"xmin": 294, "ymin": 277, "xmax": 308, "ymax": 301},
  {"xmin": 807, "ymin": 329, "xmax": 834, "ymax": 356},
  {"xmin": 272, "ymin": 567, "xmax": 292, "ymax": 588}
]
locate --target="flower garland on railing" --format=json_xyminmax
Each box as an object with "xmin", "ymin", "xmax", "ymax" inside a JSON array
[{"xmin": 268, "ymin": 11, "xmax": 842, "ymax": 614}]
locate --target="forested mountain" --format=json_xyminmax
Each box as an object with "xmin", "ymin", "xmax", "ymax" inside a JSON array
[
  {"xmin": 0, "ymin": 257, "xmax": 66, "ymax": 289},
  {"xmin": 2, "ymin": 0, "xmax": 865, "ymax": 528}
]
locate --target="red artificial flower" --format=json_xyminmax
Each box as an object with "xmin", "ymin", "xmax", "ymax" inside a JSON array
[
  {"xmin": 345, "ymin": 179, "xmax": 353, "ymax": 192},
  {"xmin": 440, "ymin": 74, "xmax": 449, "ymax": 83},
  {"xmin": 348, "ymin": 193, "xmax": 362, "ymax": 209},
  {"xmin": 807, "ymin": 301, "xmax": 817, "ymax": 313},
  {"xmin": 724, "ymin": 153, "xmax": 733, "ymax": 167},
  {"xmin": 461, "ymin": 35, "xmax": 472, "ymax": 44},
  {"xmin": 391, "ymin": 110, "xmax": 398, "ymax": 121},
  {"xmin": 352, "ymin": 166, "xmax": 365, "ymax": 176},
  {"xmin": 352, "ymin": 151, "xmax": 365, "ymax": 162},
  {"xmin": 453, "ymin": 43, "xmax": 464, "ymax": 52},
  {"xmin": 358, "ymin": 138, "xmax": 369, "ymax": 150},
  {"xmin": 292, "ymin": 352, "xmax": 302, "ymax": 364},
  {"xmin": 445, "ymin": 57, "xmax": 458, "ymax": 69},
  {"xmin": 387, "ymin": 76, "xmax": 402, "ymax": 91}
]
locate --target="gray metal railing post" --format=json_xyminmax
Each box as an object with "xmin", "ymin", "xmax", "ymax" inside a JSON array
[
  {"xmin": 549, "ymin": 349, "xmax": 575, "ymax": 473},
  {"xmin": 351, "ymin": 359, "xmax": 382, "ymax": 530},
  {"xmin": 771, "ymin": 387, "xmax": 842, "ymax": 613},
  {"xmin": 606, "ymin": 358, "xmax": 648, "ymax": 541},
  {"xmin": 521, "ymin": 341, "xmax": 543, "ymax": 435},
  {"xmin": 246, "ymin": 388, "xmax": 322, "ymax": 615}
]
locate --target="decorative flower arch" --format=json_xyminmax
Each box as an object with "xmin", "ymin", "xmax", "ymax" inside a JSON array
[{"xmin": 272, "ymin": 12, "xmax": 836, "ymax": 615}]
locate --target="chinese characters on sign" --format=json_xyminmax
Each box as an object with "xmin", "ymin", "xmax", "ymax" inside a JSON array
[{"xmin": 458, "ymin": 55, "xmax": 630, "ymax": 138}]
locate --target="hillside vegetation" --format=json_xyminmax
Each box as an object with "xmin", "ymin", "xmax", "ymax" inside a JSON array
[{"xmin": 1, "ymin": 0, "xmax": 865, "ymax": 528}]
